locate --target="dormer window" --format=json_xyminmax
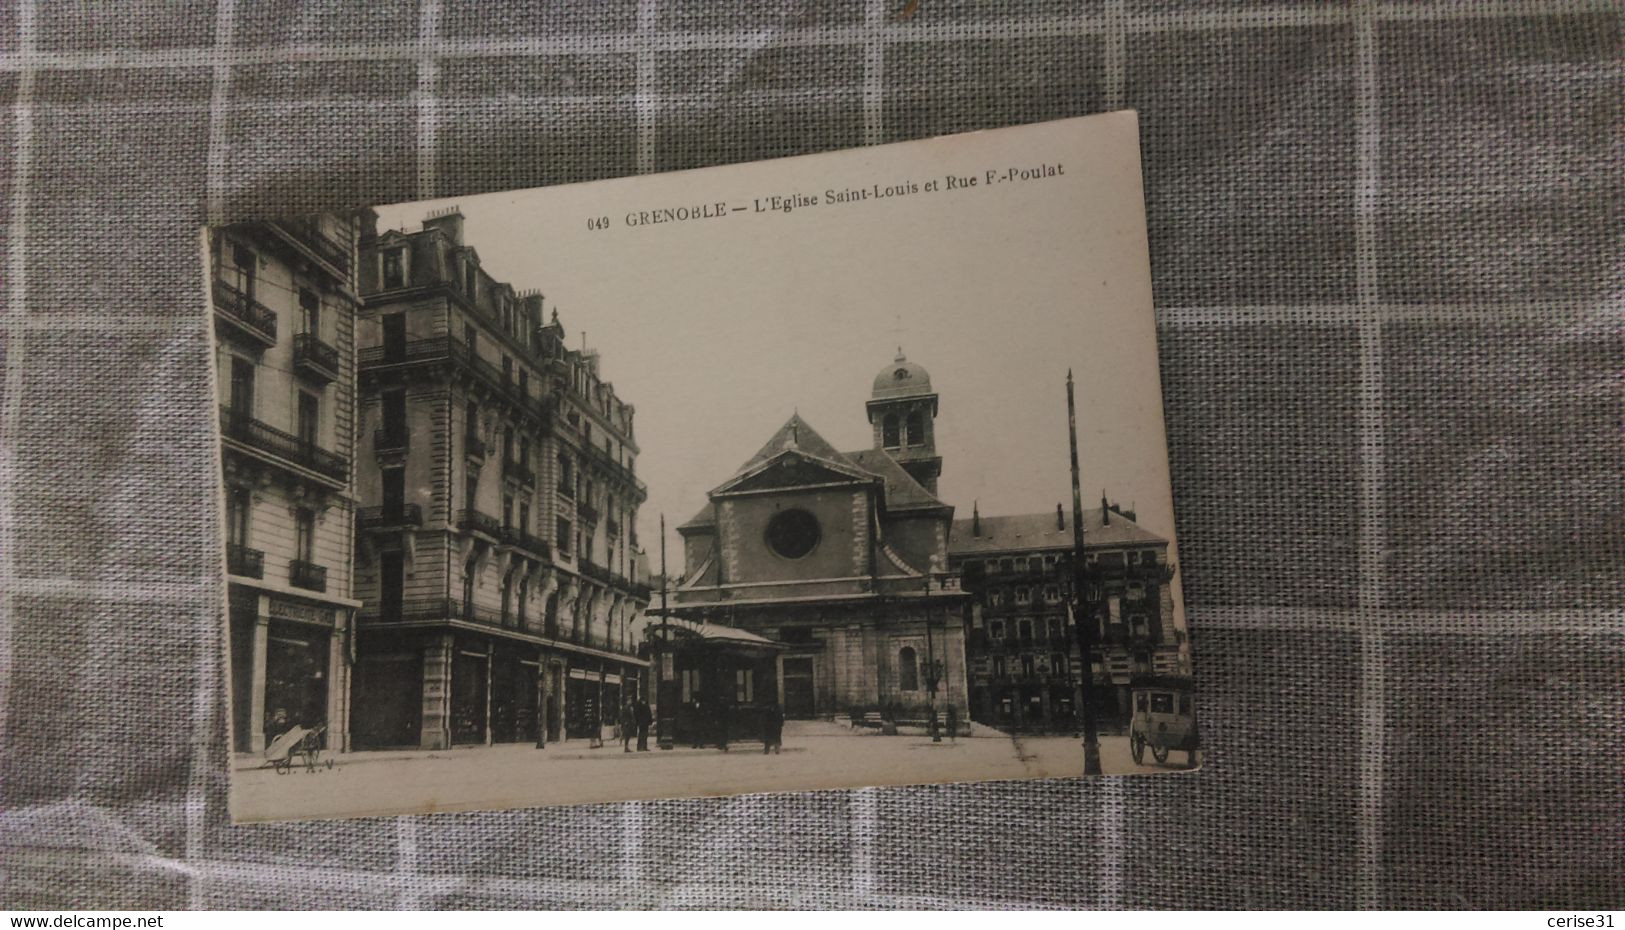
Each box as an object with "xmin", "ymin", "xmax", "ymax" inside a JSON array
[
  {"xmin": 381, "ymin": 246, "xmax": 406, "ymax": 289},
  {"xmin": 894, "ymin": 368, "xmax": 910, "ymax": 381},
  {"xmin": 463, "ymin": 259, "xmax": 477, "ymax": 301}
]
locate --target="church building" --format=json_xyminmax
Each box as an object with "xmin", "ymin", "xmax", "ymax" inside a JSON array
[{"xmin": 665, "ymin": 352, "xmax": 971, "ymax": 721}]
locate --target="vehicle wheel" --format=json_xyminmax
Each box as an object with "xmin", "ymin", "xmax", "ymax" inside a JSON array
[
  {"xmin": 1130, "ymin": 733, "xmax": 1145, "ymax": 765},
  {"xmin": 1151, "ymin": 745, "xmax": 1170, "ymax": 764},
  {"xmin": 274, "ymin": 759, "xmax": 289, "ymax": 775}
]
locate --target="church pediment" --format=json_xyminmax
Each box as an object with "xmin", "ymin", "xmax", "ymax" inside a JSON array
[{"xmin": 713, "ymin": 450, "xmax": 874, "ymax": 497}]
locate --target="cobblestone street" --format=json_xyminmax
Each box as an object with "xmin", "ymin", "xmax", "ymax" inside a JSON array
[{"xmin": 233, "ymin": 721, "xmax": 1196, "ymax": 821}]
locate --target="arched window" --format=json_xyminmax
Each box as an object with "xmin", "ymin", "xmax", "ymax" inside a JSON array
[
  {"xmin": 882, "ymin": 413, "xmax": 900, "ymax": 448},
  {"xmin": 905, "ymin": 410, "xmax": 924, "ymax": 446},
  {"xmin": 898, "ymin": 647, "xmax": 919, "ymax": 692}
]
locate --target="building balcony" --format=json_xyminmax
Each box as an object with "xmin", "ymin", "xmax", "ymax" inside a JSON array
[
  {"xmin": 358, "ymin": 504, "xmax": 422, "ymax": 531},
  {"xmin": 464, "ymin": 433, "xmax": 486, "ymax": 462},
  {"xmin": 212, "ymin": 280, "xmax": 277, "ymax": 350},
  {"xmin": 577, "ymin": 501, "xmax": 600, "ymax": 525},
  {"xmin": 456, "ymin": 508, "xmax": 503, "ymax": 540},
  {"xmin": 503, "ymin": 458, "xmax": 535, "ymax": 489},
  {"xmin": 289, "ymin": 559, "xmax": 327, "ymax": 592},
  {"xmin": 373, "ymin": 428, "xmax": 410, "ymax": 456},
  {"xmin": 226, "ymin": 543, "xmax": 263, "ymax": 579},
  {"xmin": 579, "ymin": 559, "xmax": 611, "ymax": 586},
  {"xmin": 270, "ymin": 216, "xmax": 351, "ymax": 280},
  {"xmin": 292, "ymin": 332, "xmax": 341, "ymax": 384},
  {"xmin": 219, "ymin": 406, "xmax": 347, "ymax": 487},
  {"xmin": 358, "ymin": 336, "xmax": 544, "ymax": 422},
  {"xmin": 514, "ymin": 531, "xmax": 551, "ymax": 560}
]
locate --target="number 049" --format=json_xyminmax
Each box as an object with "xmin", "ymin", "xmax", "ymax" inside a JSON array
[{"xmin": 586, "ymin": 216, "xmax": 610, "ymax": 231}]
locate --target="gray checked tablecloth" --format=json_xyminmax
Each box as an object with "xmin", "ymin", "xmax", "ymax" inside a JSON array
[{"xmin": 0, "ymin": 0, "xmax": 1621, "ymax": 910}]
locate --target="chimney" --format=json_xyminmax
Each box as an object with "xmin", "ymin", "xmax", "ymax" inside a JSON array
[
  {"xmin": 422, "ymin": 206, "xmax": 464, "ymax": 245},
  {"xmin": 972, "ymin": 501, "xmax": 981, "ymax": 537},
  {"xmin": 1056, "ymin": 503, "xmax": 1065, "ymax": 531},
  {"xmin": 1101, "ymin": 491, "xmax": 1109, "ymax": 526}
]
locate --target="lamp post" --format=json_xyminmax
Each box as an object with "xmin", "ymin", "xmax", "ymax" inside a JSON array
[
  {"xmin": 921, "ymin": 579, "xmax": 945, "ymax": 742},
  {"xmin": 1067, "ymin": 370, "xmax": 1104, "ymax": 775},
  {"xmin": 656, "ymin": 514, "xmax": 675, "ymax": 750}
]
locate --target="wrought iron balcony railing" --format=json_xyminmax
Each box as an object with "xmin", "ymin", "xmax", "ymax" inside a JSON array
[
  {"xmin": 455, "ymin": 508, "xmax": 503, "ymax": 539},
  {"xmin": 212, "ymin": 280, "xmax": 277, "ymax": 348},
  {"xmin": 579, "ymin": 560, "xmax": 611, "ymax": 585},
  {"xmin": 514, "ymin": 531, "xmax": 551, "ymax": 560},
  {"xmin": 373, "ymin": 428, "xmax": 410, "ymax": 455},
  {"xmin": 503, "ymin": 459, "xmax": 535, "ymax": 488},
  {"xmin": 293, "ymin": 332, "xmax": 341, "ymax": 383},
  {"xmin": 218, "ymin": 406, "xmax": 347, "ymax": 485},
  {"xmin": 358, "ymin": 336, "xmax": 544, "ymax": 422},
  {"xmin": 226, "ymin": 543, "xmax": 263, "ymax": 579},
  {"xmin": 271, "ymin": 216, "xmax": 351, "ymax": 279},
  {"xmin": 358, "ymin": 504, "xmax": 422, "ymax": 530},
  {"xmin": 289, "ymin": 559, "xmax": 327, "ymax": 592}
]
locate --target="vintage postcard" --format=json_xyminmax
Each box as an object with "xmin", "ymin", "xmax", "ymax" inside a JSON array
[{"xmin": 206, "ymin": 111, "xmax": 1197, "ymax": 822}]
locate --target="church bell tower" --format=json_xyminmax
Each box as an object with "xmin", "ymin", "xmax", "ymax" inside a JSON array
[{"xmin": 866, "ymin": 348, "xmax": 942, "ymax": 494}]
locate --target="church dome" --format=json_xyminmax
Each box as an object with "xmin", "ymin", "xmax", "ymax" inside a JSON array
[{"xmin": 871, "ymin": 349, "xmax": 934, "ymax": 399}]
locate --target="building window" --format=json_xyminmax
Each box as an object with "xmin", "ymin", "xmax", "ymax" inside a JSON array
[
  {"xmin": 463, "ymin": 259, "xmax": 477, "ymax": 301},
  {"xmin": 382, "ymin": 312, "xmax": 406, "ymax": 359},
  {"xmin": 992, "ymin": 656, "xmax": 1006, "ymax": 679},
  {"xmin": 226, "ymin": 488, "xmax": 250, "ymax": 548},
  {"xmin": 464, "ymin": 320, "xmax": 476, "ymax": 350},
  {"xmin": 988, "ymin": 589, "xmax": 1004, "ymax": 608},
  {"xmin": 502, "ymin": 494, "xmax": 513, "ymax": 530},
  {"xmin": 898, "ymin": 647, "xmax": 919, "ymax": 691},
  {"xmin": 228, "ymin": 244, "xmax": 256, "ymax": 295},
  {"xmin": 989, "ymin": 620, "xmax": 1005, "ymax": 640},
  {"xmin": 882, "ymin": 413, "xmax": 900, "ymax": 448},
  {"xmin": 465, "ymin": 474, "xmax": 478, "ymax": 513},
  {"xmin": 1017, "ymin": 619, "xmax": 1033, "ymax": 642},
  {"xmin": 764, "ymin": 509, "xmax": 820, "ymax": 560},
  {"xmin": 558, "ymin": 454, "xmax": 574, "ymax": 495},
  {"xmin": 294, "ymin": 509, "xmax": 315, "ymax": 563},
  {"xmin": 1107, "ymin": 595, "xmax": 1121, "ymax": 624},
  {"xmin": 296, "ymin": 391, "xmax": 320, "ymax": 447},
  {"xmin": 735, "ymin": 669, "xmax": 754, "ymax": 703},
  {"xmin": 1131, "ymin": 614, "xmax": 1149, "ymax": 636},
  {"xmin": 681, "ymin": 668, "xmax": 700, "ymax": 704},
  {"xmin": 518, "ymin": 369, "xmax": 528, "ymax": 398},
  {"xmin": 382, "ymin": 467, "xmax": 405, "ymax": 517},
  {"xmin": 518, "ymin": 502, "xmax": 529, "ymax": 534},
  {"xmin": 1015, "ymin": 556, "xmax": 1029, "ymax": 572},
  {"xmin": 462, "ymin": 558, "xmax": 477, "ymax": 615},
  {"xmin": 1044, "ymin": 585, "xmax": 1061, "ymax": 603},
  {"xmin": 999, "ymin": 558, "xmax": 1013, "ymax": 573},
  {"xmin": 557, "ymin": 517, "xmax": 572, "ymax": 554},
  {"xmin": 1052, "ymin": 654, "xmax": 1068, "ymax": 677},
  {"xmin": 1021, "ymin": 655, "xmax": 1035, "ymax": 678},
  {"xmin": 229, "ymin": 357, "xmax": 255, "ymax": 416},
  {"xmin": 381, "ymin": 246, "xmax": 406, "ymax": 288},
  {"xmin": 1126, "ymin": 583, "xmax": 1145, "ymax": 601},
  {"xmin": 905, "ymin": 410, "xmax": 924, "ymax": 446},
  {"xmin": 1044, "ymin": 554, "xmax": 1059, "ymax": 568},
  {"xmin": 1015, "ymin": 586, "xmax": 1031, "ymax": 605},
  {"xmin": 299, "ymin": 287, "xmax": 320, "ymax": 335}
]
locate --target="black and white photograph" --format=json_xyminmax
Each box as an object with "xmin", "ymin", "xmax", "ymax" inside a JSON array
[{"xmin": 210, "ymin": 113, "xmax": 1193, "ymax": 822}]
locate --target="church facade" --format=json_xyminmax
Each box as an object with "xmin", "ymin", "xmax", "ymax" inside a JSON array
[{"xmin": 666, "ymin": 353, "xmax": 970, "ymax": 721}]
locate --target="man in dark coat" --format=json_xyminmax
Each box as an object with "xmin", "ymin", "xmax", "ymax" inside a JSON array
[
  {"xmin": 946, "ymin": 703, "xmax": 959, "ymax": 742},
  {"xmin": 714, "ymin": 700, "xmax": 731, "ymax": 751},
  {"xmin": 634, "ymin": 698, "xmax": 653, "ymax": 751},
  {"xmin": 761, "ymin": 702, "xmax": 784, "ymax": 754}
]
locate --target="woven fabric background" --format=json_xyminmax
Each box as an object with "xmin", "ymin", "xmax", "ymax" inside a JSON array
[{"xmin": 1, "ymin": 0, "xmax": 1621, "ymax": 910}]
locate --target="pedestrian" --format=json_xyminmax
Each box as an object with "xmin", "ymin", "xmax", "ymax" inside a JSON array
[
  {"xmin": 619, "ymin": 699, "xmax": 636, "ymax": 753},
  {"xmin": 690, "ymin": 698, "xmax": 705, "ymax": 749},
  {"xmin": 714, "ymin": 700, "xmax": 730, "ymax": 752},
  {"xmin": 946, "ymin": 703, "xmax": 959, "ymax": 742},
  {"xmin": 761, "ymin": 702, "xmax": 784, "ymax": 755},
  {"xmin": 634, "ymin": 697, "xmax": 653, "ymax": 751}
]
